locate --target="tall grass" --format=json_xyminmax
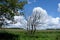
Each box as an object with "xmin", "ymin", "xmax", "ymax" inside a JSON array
[{"xmin": 0, "ymin": 29, "xmax": 60, "ymax": 40}]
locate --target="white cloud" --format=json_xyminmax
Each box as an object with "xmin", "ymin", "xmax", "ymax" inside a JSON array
[
  {"xmin": 3, "ymin": 7, "xmax": 60, "ymax": 30},
  {"xmin": 32, "ymin": 7, "xmax": 60, "ymax": 30},
  {"xmin": 27, "ymin": 0, "xmax": 37, "ymax": 4},
  {"xmin": 4, "ymin": 16, "xmax": 27, "ymax": 29},
  {"xmin": 58, "ymin": 3, "xmax": 60, "ymax": 12},
  {"xmin": 27, "ymin": 0, "xmax": 32, "ymax": 4}
]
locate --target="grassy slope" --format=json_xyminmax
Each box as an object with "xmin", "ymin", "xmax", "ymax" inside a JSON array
[{"xmin": 0, "ymin": 29, "xmax": 60, "ymax": 40}]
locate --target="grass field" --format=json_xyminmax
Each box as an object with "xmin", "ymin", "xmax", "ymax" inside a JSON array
[{"xmin": 0, "ymin": 29, "xmax": 60, "ymax": 40}]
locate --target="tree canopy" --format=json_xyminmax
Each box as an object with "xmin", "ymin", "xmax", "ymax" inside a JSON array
[
  {"xmin": 0, "ymin": 0, "xmax": 27, "ymax": 19},
  {"xmin": 0, "ymin": 0, "xmax": 27, "ymax": 28}
]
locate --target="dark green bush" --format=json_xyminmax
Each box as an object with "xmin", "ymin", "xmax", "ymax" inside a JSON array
[{"xmin": 0, "ymin": 31, "xmax": 19, "ymax": 40}]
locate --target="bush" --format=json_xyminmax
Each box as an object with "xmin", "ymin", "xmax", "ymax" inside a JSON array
[{"xmin": 0, "ymin": 31, "xmax": 19, "ymax": 40}]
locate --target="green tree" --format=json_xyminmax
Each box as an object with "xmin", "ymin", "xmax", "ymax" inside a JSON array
[
  {"xmin": 0, "ymin": 0, "xmax": 27, "ymax": 19},
  {"xmin": 0, "ymin": 0, "xmax": 27, "ymax": 28}
]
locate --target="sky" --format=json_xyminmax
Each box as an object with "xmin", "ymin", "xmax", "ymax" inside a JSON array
[
  {"xmin": 3, "ymin": 0, "xmax": 60, "ymax": 29},
  {"xmin": 32, "ymin": 7, "xmax": 60, "ymax": 29},
  {"xmin": 24, "ymin": 0, "xmax": 60, "ymax": 18}
]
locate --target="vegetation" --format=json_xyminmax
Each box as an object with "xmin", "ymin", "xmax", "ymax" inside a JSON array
[
  {"xmin": 0, "ymin": 0, "xmax": 59, "ymax": 40},
  {"xmin": 0, "ymin": 29, "xmax": 60, "ymax": 40},
  {"xmin": 0, "ymin": 30, "xmax": 19, "ymax": 40},
  {"xmin": 27, "ymin": 10, "xmax": 41, "ymax": 34},
  {"xmin": 0, "ymin": 0, "xmax": 27, "ymax": 28},
  {"xmin": 0, "ymin": 0, "xmax": 27, "ymax": 19}
]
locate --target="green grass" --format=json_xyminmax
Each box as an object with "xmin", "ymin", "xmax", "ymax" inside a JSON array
[{"xmin": 0, "ymin": 29, "xmax": 60, "ymax": 40}]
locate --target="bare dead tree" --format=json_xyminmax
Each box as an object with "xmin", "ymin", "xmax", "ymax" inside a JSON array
[{"xmin": 27, "ymin": 11, "xmax": 41, "ymax": 34}]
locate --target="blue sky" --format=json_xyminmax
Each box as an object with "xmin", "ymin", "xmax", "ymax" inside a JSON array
[
  {"xmin": 3, "ymin": 0, "xmax": 60, "ymax": 29},
  {"xmin": 24, "ymin": 0, "xmax": 60, "ymax": 18}
]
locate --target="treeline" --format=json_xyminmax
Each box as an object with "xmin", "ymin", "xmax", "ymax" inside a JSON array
[{"xmin": 46, "ymin": 29, "xmax": 60, "ymax": 30}]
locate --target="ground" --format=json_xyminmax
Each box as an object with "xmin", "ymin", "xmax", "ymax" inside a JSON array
[{"xmin": 0, "ymin": 29, "xmax": 60, "ymax": 40}]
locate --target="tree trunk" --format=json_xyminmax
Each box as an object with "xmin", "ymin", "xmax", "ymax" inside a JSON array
[
  {"xmin": 34, "ymin": 26, "xmax": 36, "ymax": 33},
  {"xmin": 31, "ymin": 25, "xmax": 34, "ymax": 34}
]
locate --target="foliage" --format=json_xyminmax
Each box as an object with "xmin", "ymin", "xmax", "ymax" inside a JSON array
[
  {"xmin": 0, "ymin": 0, "xmax": 27, "ymax": 28},
  {"xmin": 0, "ymin": 0, "xmax": 27, "ymax": 19},
  {"xmin": 0, "ymin": 29, "xmax": 60, "ymax": 40},
  {"xmin": 0, "ymin": 30, "xmax": 19, "ymax": 40}
]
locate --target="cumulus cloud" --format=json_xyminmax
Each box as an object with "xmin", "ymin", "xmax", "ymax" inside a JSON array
[
  {"xmin": 58, "ymin": 3, "xmax": 60, "ymax": 12},
  {"xmin": 3, "ymin": 7, "xmax": 60, "ymax": 30},
  {"xmin": 32, "ymin": 7, "xmax": 60, "ymax": 30},
  {"xmin": 4, "ymin": 16, "xmax": 27, "ymax": 29}
]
